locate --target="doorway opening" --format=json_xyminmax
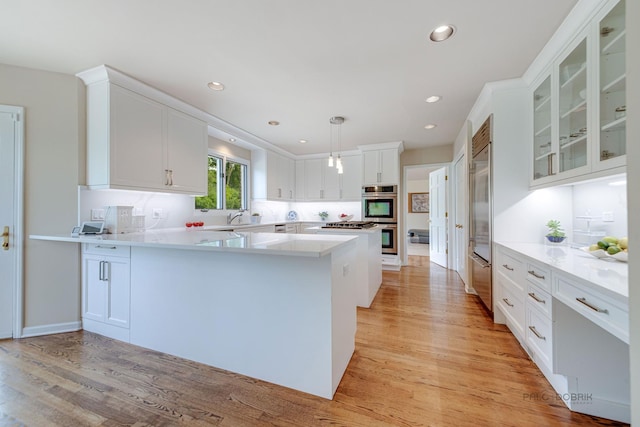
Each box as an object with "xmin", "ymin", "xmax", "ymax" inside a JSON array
[{"xmin": 403, "ymin": 163, "xmax": 449, "ymax": 267}]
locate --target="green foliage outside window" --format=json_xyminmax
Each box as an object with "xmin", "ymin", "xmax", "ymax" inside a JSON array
[
  {"xmin": 225, "ymin": 161, "xmax": 244, "ymax": 210},
  {"xmin": 195, "ymin": 155, "xmax": 246, "ymax": 210},
  {"xmin": 195, "ymin": 156, "xmax": 219, "ymax": 209}
]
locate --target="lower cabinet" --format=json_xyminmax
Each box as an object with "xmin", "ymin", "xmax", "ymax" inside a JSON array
[
  {"xmin": 494, "ymin": 244, "xmax": 630, "ymax": 423},
  {"xmin": 82, "ymin": 243, "xmax": 131, "ymax": 342}
]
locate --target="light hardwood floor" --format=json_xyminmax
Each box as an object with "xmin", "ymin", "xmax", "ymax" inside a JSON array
[{"xmin": 0, "ymin": 257, "xmax": 627, "ymax": 426}]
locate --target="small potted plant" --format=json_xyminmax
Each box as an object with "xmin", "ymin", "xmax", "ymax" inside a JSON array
[
  {"xmin": 318, "ymin": 211, "xmax": 329, "ymax": 221},
  {"xmin": 545, "ymin": 220, "xmax": 566, "ymax": 243},
  {"xmin": 251, "ymin": 212, "xmax": 262, "ymax": 224}
]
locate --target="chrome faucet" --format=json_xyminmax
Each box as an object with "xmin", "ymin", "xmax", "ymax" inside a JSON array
[{"xmin": 227, "ymin": 209, "xmax": 246, "ymax": 225}]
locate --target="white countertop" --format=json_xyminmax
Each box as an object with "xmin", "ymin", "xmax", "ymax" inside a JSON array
[
  {"xmin": 496, "ymin": 242, "xmax": 628, "ymax": 299},
  {"xmin": 30, "ymin": 228, "xmax": 357, "ymax": 258}
]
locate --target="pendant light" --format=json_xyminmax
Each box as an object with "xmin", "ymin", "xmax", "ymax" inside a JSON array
[{"xmin": 330, "ymin": 116, "xmax": 345, "ymax": 174}]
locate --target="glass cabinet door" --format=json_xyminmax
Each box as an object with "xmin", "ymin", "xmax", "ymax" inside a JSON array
[
  {"xmin": 598, "ymin": 0, "xmax": 626, "ymax": 163},
  {"xmin": 533, "ymin": 76, "xmax": 552, "ymax": 180},
  {"xmin": 558, "ymin": 38, "xmax": 588, "ymax": 174}
]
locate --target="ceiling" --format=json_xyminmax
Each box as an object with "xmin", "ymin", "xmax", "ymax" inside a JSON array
[{"xmin": 1, "ymin": 0, "xmax": 578, "ymax": 156}]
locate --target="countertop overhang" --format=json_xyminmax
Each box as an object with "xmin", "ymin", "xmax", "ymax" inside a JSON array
[{"xmin": 30, "ymin": 228, "xmax": 357, "ymax": 258}]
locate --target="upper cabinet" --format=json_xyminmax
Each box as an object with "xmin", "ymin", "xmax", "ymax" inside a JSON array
[
  {"xmin": 596, "ymin": 0, "xmax": 626, "ymax": 169},
  {"xmin": 78, "ymin": 66, "xmax": 208, "ymax": 195},
  {"xmin": 359, "ymin": 142, "xmax": 404, "ymax": 185},
  {"xmin": 296, "ymin": 154, "xmax": 362, "ymax": 201},
  {"xmin": 252, "ymin": 150, "xmax": 295, "ymax": 201},
  {"xmin": 530, "ymin": 0, "xmax": 626, "ymax": 188}
]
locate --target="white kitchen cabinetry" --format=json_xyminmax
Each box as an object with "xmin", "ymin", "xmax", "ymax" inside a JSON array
[
  {"xmin": 524, "ymin": 260, "xmax": 554, "ymax": 372},
  {"xmin": 296, "ymin": 154, "xmax": 362, "ymax": 201},
  {"xmin": 82, "ymin": 243, "xmax": 131, "ymax": 342},
  {"xmin": 494, "ymin": 243, "xmax": 629, "ymax": 423},
  {"xmin": 495, "ymin": 247, "xmax": 526, "ymax": 342},
  {"xmin": 303, "ymin": 158, "xmax": 339, "ymax": 200},
  {"xmin": 362, "ymin": 149, "xmax": 399, "ymax": 185},
  {"xmin": 530, "ymin": 0, "xmax": 626, "ymax": 188},
  {"xmin": 338, "ymin": 154, "xmax": 363, "ymax": 200},
  {"xmin": 595, "ymin": 0, "xmax": 626, "ymax": 170},
  {"xmin": 252, "ymin": 150, "xmax": 295, "ymax": 201},
  {"xmin": 78, "ymin": 67, "xmax": 208, "ymax": 195}
]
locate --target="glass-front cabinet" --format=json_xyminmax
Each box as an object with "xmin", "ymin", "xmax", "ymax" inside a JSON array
[
  {"xmin": 530, "ymin": 0, "xmax": 626, "ymax": 187},
  {"xmin": 558, "ymin": 38, "xmax": 588, "ymax": 175},
  {"xmin": 533, "ymin": 76, "xmax": 552, "ymax": 180},
  {"xmin": 597, "ymin": 0, "xmax": 626, "ymax": 168}
]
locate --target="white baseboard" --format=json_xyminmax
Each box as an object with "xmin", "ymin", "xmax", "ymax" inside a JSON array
[{"xmin": 20, "ymin": 321, "xmax": 82, "ymax": 338}]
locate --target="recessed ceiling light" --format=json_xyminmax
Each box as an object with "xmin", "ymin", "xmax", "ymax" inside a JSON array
[
  {"xmin": 429, "ymin": 25, "xmax": 455, "ymax": 42},
  {"xmin": 424, "ymin": 124, "xmax": 437, "ymax": 130},
  {"xmin": 425, "ymin": 95, "xmax": 442, "ymax": 103},
  {"xmin": 228, "ymin": 138, "xmax": 236, "ymax": 143},
  {"xmin": 299, "ymin": 139, "xmax": 308, "ymax": 144},
  {"xmin": 268, "ymin": 120, "xmax": 280, "ymax": 126},
  {"xmin": 207, "ymin": 81, "xmax": 225, "ymax": 91}
]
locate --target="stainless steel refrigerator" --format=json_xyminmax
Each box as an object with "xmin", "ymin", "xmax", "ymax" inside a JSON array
[{"xmin": 469, "ymin": 116, "xmax": 493, "ymax": 312}]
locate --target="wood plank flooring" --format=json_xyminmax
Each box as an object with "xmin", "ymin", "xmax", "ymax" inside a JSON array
[{"xmin": 0, "ymin": 256, "xmax": 627, "ymax": 426}]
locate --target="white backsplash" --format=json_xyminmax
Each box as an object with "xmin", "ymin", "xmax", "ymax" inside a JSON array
[
  {"xmin": 79, "ymin": 187, "xmax": 363, "ymax": 230},
  {"xmin": 572, "ymin": 175, "xmax": 627, "ymax": 243}
]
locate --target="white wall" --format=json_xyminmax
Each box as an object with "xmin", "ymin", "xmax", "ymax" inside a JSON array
[
  {"xmin": 488, "ymin": 83, "xmax": 574, "ymax": 245},
  {"xmin": 0, "ymin": 64, "xmax": 82, "ymax": 331},
  {"xmin": 406, "ymin": 179, "xmax": 429, "ymax": 231},
  {"xmin": 626, "ymin": 0, "xmax": 639, "ymax": 422}
]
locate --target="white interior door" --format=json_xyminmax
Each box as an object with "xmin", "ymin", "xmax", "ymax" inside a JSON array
[
  {"xmin": 454, "ymin": 155, "xmax": 467, "ymax": 282},
  {"xmin": 429, "ymin": 167, "xmax": 448, "ymax": 268},
  {"xmin": 0, "ymin": 105, "xmax": 24, "ymax": 339}
]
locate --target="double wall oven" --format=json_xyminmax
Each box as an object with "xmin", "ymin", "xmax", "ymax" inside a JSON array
[{"xmin": 362, "ymin": 185, "xmax": 398, "ymax": 254}]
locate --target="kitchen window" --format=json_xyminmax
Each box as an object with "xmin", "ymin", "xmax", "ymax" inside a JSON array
[{"xmin": 195, "ymin": 153, "xmax": 248, "ymax": 211}]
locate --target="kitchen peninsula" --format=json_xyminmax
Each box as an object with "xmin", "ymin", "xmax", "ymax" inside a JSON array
[{"xmin": 30, "ymin": 229, "xmax": 359, "ymax": 399}]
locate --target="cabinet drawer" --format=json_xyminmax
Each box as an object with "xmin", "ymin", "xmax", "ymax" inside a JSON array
[
  {"xmin": 526, "ymin": 261, "xmax": 551, "ymax": 292},
  {"xmin": 497, "ymin": 277, "xmax": 525, "ymax": 338},
  {"xmin": 83, "ymin": 243, "xmax": 130, "ymax": 257},
  {"xmin": 526, "ymin": 306, "xmax": 553, "ymax": 370},
  {"xmin": 554, "ymin": 275, "xmax": 628, "ymax": 343},
  {"xmin": 498, "ymin": 250, "xmax": 524, "ymax": 285},
  {"xmin": 526, "ymin": 283, "xmax": 552, "ymax": 317}
]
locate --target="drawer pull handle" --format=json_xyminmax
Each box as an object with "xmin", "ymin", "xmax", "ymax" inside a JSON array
[
  {"xmin": 576, "ymin": 297, "xmax": 608, "ymax": 314},
  {"xmin": 528, "ymin": 270, "xmax": 545, "ymax": 280},
  {"xmin": 502, "ymin": 298, "xmax": 514, "ymax": 307},
  {"xmin": 528, "ymin": 326, "xmax": 546, "ymax": 340},
  {"xmin": 95, "ymin": 245, "xmax": 117, "ymax": 250},
  {"xmin": 502, "ymin": 264, "xmax": 514, "ymax": 271},
  {"xmin": 528, "ymin": 292, "xmax": 546, "ymax": 304}
]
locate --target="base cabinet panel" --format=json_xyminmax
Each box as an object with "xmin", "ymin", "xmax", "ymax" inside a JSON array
[{"xmin": 82, "ymin": 245, "xmax": 131, "ymax": 341}]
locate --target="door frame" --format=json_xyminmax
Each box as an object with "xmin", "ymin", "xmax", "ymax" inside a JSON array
[
  {"xmin": 452, "ymin": 147, "xmax": 469, "ymax": 287},
  {"xmin": 402, "ymin": 162, "xmax": 450, "ymax": 266},
  {"xmin": 1, "ymin": 105, "xmax": 25, "ymax": 338}
]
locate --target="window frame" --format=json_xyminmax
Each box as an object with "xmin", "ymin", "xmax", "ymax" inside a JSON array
[{"xmin": 195, "ymin": 149, "xmax": 250, "ymax": 213}]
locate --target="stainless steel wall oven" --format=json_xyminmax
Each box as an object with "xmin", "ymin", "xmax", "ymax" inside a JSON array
[{"xmin": 362, "ymin": 185, "xmax": 398, "ymax": 254}]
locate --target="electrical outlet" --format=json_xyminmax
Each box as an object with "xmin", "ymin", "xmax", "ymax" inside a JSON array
[
  {"xmin": 152, "ymin": 208, "xmax": 164, "ymax": 219},
  {"xmin": 342, "ymin": 264, "xmax": 350, "ymax": 276},
  {"xmin": 91, "ymin": 208, "xmax": 105, "ymax": 220},
  {"xmin": 602, "ymin": 211, "xmax": 614, "ymax": 222}
]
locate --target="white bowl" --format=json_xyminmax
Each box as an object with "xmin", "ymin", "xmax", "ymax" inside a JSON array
[
  {"xmin": 580, "ymin": 246, "xmax": 608, "ymax": 258},
  {"xmin": 339, "ymin": 214, "xmax": 353, "ymax": 222},
  {"xmin": 608, "ymin": 251, "xmax": 628, "ymax": 262}
]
